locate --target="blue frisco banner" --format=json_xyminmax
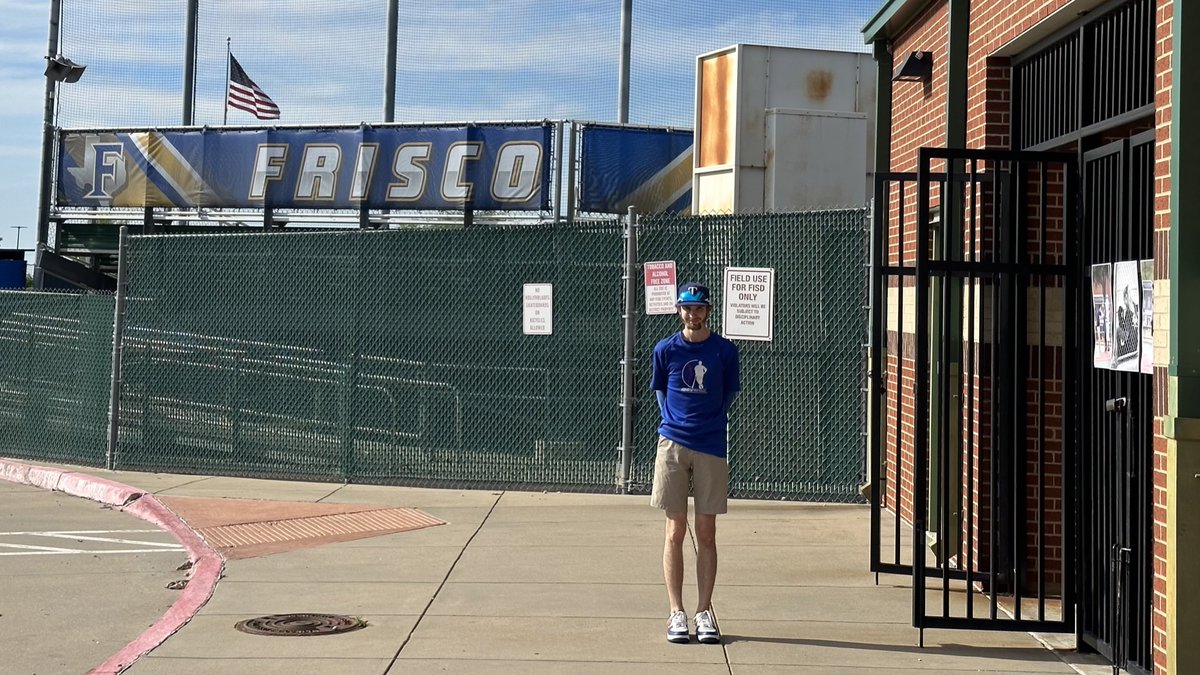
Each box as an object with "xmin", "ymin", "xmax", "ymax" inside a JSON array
[
  {"xmin": 57, "ymin": 124, "xmax": 552, "ymax": 211},
  {"xmin": 579, "ymin": 124, "xmax": 693, "ymax": 214}
]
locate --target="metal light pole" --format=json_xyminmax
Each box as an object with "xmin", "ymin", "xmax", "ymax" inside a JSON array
[
  {"xmin": 13, "ymin": 226, "xmax": 26, "ymax": 249},
  {"xmin": 617, "ymin": 0, "xmax": 632, "ymax": 123},
  {"xmin": 182, "ymin": 0, "xmax": 198, "ymax": 124},
  {"xmin": 384, "ymin": 0, "xmax": 398, "ymax": 122},
  {"xmin": 34, "ymin": 0, "xmax": 63, "ymax": 287}
]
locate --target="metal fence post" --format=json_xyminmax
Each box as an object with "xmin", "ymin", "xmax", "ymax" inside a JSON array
[
  {"xmin": 554, "ymin": 121, "xmax": 564, "ymax": 225},
  {"xmin": 566, "ymin": 122, "xmax": 577, "ymax": 226},
  {"xmin": 105, "ymin": 225, "xmax": 129, "ymax": 470},
  {"xmin": 339, "ymin": 232, "xmax": 365, "ymax": 481},
  {"xmin": 618, "ymin": 206, "xmax": 638, "ymax": 493}
]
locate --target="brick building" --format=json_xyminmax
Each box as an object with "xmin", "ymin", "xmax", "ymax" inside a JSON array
[{"xmin": 862, "ymin": 1, "xmax": 1194, "ymax": 673}]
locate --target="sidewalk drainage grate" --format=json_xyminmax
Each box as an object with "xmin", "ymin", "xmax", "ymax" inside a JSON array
[{"xmin": 234, "ymin": 613, "xmax": 367, "ymax": 637}]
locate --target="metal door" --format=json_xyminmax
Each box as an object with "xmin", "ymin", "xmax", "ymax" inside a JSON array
[
  {"xmin": 870, "ymin": 147, "xmax": 1078, "ymax": 641},
  {"xmin": 1077, "ymin": 131, "xmax": 1154, "ymax": 674}
]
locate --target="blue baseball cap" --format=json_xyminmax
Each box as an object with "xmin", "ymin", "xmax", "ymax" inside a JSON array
[{"xmin": 676, "ymin": 282, "xmax": 711, "ymax": 307}]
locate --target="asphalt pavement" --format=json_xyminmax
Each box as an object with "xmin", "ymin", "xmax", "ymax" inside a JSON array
[{"xmin": 0, "ymin": 481, "xmax": 183, "ymax": 674}]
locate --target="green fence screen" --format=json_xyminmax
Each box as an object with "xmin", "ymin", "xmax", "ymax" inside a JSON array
[
  {"xmin": 0, "ymin": 291, "xmax": 113, "ymax": 466},
  {"xmin": 1, "ymin": 211, "xmax": 867, "ymax": 501},
  {"xmin": 115, "ymin": 224, "xmax": 626, "ymax": 489}
]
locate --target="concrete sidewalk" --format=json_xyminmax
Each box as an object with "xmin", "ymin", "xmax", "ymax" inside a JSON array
[{"xmin": 2, "ymin": 459, "xmax": 1102, "ymax": 674}]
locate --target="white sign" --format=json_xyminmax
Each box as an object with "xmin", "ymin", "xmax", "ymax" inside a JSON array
[
  {"xmin": 644, "ymin": 260, "xmax": 677, "ymax": 315},
  {"xmin": 723, "ymin": 267, "xmax": 775, "ymax": 341},
  {"xmin": 522, "ymin": 283, "xmax": 553, "ymax": 335}
]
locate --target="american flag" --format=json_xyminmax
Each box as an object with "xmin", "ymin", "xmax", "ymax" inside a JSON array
[{"xmin": 227, "ymin": 54, "xmax": 280, "ymax": 120}]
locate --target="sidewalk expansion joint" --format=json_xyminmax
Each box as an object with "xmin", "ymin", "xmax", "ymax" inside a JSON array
[{"xmin": 384, "ymin": 490, "xmax": 505, "ymax": 673}]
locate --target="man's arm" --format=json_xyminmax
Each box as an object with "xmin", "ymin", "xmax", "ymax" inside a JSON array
[
  {"xmin": 651, "ymin": 342, "xmax": 670, "ymax": 421},
  {"xmin": 724, "ymin": 340, "xmax": 741, "ymax": 417}
]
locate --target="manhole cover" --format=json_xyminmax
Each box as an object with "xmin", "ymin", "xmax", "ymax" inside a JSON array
[{"xmin": 234, "ymin": 613, "xmax": 367, "ymax": 636}]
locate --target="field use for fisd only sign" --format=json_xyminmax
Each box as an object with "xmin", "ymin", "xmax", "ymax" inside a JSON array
[{"xmin": 723, "ymin": 267, "xmax": 775, "ymax": 341}]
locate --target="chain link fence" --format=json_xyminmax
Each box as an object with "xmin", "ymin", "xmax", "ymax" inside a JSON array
[
  {"xmin": 0, "ymin": 290, "xmax": 113, "ymax": 466},
  {"xmin": 115, "ymin": 224, "xmax": 626, "ymax": 489},
  {"xmin": 633, "ymin": 211, "xmax": 869, "ymax": 501},
  {"xmin": 1, "ymin": 211, "xmax": 868, "ymax": 501}
]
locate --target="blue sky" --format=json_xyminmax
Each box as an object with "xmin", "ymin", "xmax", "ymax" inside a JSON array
[{"xmin": 0, "ymin": 0, "xmax": 878, "ymax": 268}]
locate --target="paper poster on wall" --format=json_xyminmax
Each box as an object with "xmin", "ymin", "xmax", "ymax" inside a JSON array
[
  {"xmin": 1091, "ymin": 263, "xmax": 1113, "ymax": 369},
  {"xmin": 1112, "ymin": 261, "xmax": 1141, "ymax": 372},
  {"xmin": 1140, "ymin": 259, "xmax": 1154, "ymax": 375},
  {"xmin": 522, "ymin": 283, "xmax": 553, "ymax": 335}
]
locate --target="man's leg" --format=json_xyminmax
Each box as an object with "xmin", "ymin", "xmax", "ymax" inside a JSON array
[
  {"xmin": 694, "ymin": 512, "xmax": 717, "ymax": 611},
  {"xmin": 664, "ymin": 511, "xmax": 688, "ymax": 612}
]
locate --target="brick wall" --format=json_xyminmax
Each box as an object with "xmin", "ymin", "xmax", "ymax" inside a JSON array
[
  {"xmin": 881, "ymin": 0, "xmax": 949, "ymax": 528},
  {"xmin": 890, "ymin": 2, "xmax": 951, "ymax": 172},
  {"xmin": 1152, "ymin": 1, "xmax": 1172, "ymax": 671}
]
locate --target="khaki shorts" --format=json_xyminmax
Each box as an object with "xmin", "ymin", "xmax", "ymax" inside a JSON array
[{"xmin": 650, "ymin": 436, "xmax": 729, "ymax": 515}]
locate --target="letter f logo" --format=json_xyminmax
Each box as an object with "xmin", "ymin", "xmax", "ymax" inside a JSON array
[{"xmin": 83, "ymin": 143, "xmax": 127, "ymax": 200}]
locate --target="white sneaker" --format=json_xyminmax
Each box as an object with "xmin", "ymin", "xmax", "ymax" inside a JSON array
[
  {"xmin": 694, "ymin": 609, "xmax": 720, "ymax": 644},
  {"xmin": 666, "ymin": 610, "xmax": 689, "ymax": 643}
]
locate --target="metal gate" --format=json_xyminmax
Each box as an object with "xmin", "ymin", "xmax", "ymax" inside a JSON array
[
  {"xmin": 1077, "ymin": 131, "xmax": 1154, "ymax": 674},
  {"xmin": 870, "ymin": 147, "xmax": 1078, "ymax": 641}
]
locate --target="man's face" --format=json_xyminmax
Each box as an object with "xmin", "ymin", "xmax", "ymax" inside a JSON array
[{"xmin": 678, "ymin": 304, "xmax": 709, "ymax": 330}]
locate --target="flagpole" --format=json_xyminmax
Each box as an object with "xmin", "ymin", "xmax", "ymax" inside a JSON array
[{"xmin": 223, "ymin": 37, "xmax": 231, "ymax": 125}]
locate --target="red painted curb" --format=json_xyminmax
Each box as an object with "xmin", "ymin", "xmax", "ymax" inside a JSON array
[
  {"xmin": 25, "ymin": 465, "xmax": 65, "ymax": 491},
  {"xmin": 0, "ymin": 460, "xmax": 31, "ymax": 484},
  {"xmin": 89, "ymin": 494, "xmax": 224, "ymax": 675},
  {"xmin": 57, "ymin": 472, "xmax": 144, "ymax": 507},
  {"xmin": 0, "ymin": 459, "xmax": 224, "ymax": 675}
]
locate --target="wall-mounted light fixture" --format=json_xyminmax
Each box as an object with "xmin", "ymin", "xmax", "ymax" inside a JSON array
[
  {"xmin": 892, "ymin": 51, "xmax": 933, "ymax": 83},
  {"xmin": 44, "ymin": 55, "xmax": 86, "ymax": 83}
]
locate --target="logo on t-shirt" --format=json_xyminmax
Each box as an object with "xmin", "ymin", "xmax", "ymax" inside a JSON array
[{"xmin": 681, "ymin": 360, "xmax": 708, "ymax": 393}]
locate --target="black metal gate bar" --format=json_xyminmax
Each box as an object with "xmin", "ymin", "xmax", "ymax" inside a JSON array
[
  {"xmin": 869, "ymin": 170, "xmax": 885, "ymax": 582},
  {"xmin": 893, "ymin": 176, "xmax": 906, "ymax": 574},
  {"xmin": 1037, "ymin": 160, "xmax": 1048, "ymax": 621},
  {"xmin": 990, "ymin": 233, "xmax": 1001, "ymax": 622},
  {"xmin": 869, "ymin": 173, "xmax": 894, "ymax": 575},
  {"xmin": 911, "ymin": 147, "xmax": 1077, "ymax": 638},
  {"xmin": 1013, "ymin": 156, "xmax": 1029, "ymax": 622},
  {"xmin": 938, "ymin": 173, "xmax": 953, "ymax": 619},
  {"xmin": 913, "ymin": 154, "xmax": 932, "ymax": 636},
  {"xmin": 871, "ymin": 172, "xmax": 916, "ymax": 578},
  {"xmin": 1127, "ymin": 131, "xmax": 1153, "ymax": 673},
  {"xmin": 965, "ymin": 156, "xmax": 978, "ymax": 620}
]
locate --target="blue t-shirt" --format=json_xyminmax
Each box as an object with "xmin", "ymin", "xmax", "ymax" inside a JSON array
[{"xmin": 650, "ymin": 331, "xmax": 740, "ymax": 458}]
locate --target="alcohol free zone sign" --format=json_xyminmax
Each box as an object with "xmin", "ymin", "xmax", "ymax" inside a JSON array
[{"xmin": 723, "ymin": 267, "xmax": 775, "ymax": 341}]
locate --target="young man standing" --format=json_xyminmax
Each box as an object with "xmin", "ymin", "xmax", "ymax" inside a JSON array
[{"xmin": 650, "ymin": 282, "xmax": 740, "ymax": 644}]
